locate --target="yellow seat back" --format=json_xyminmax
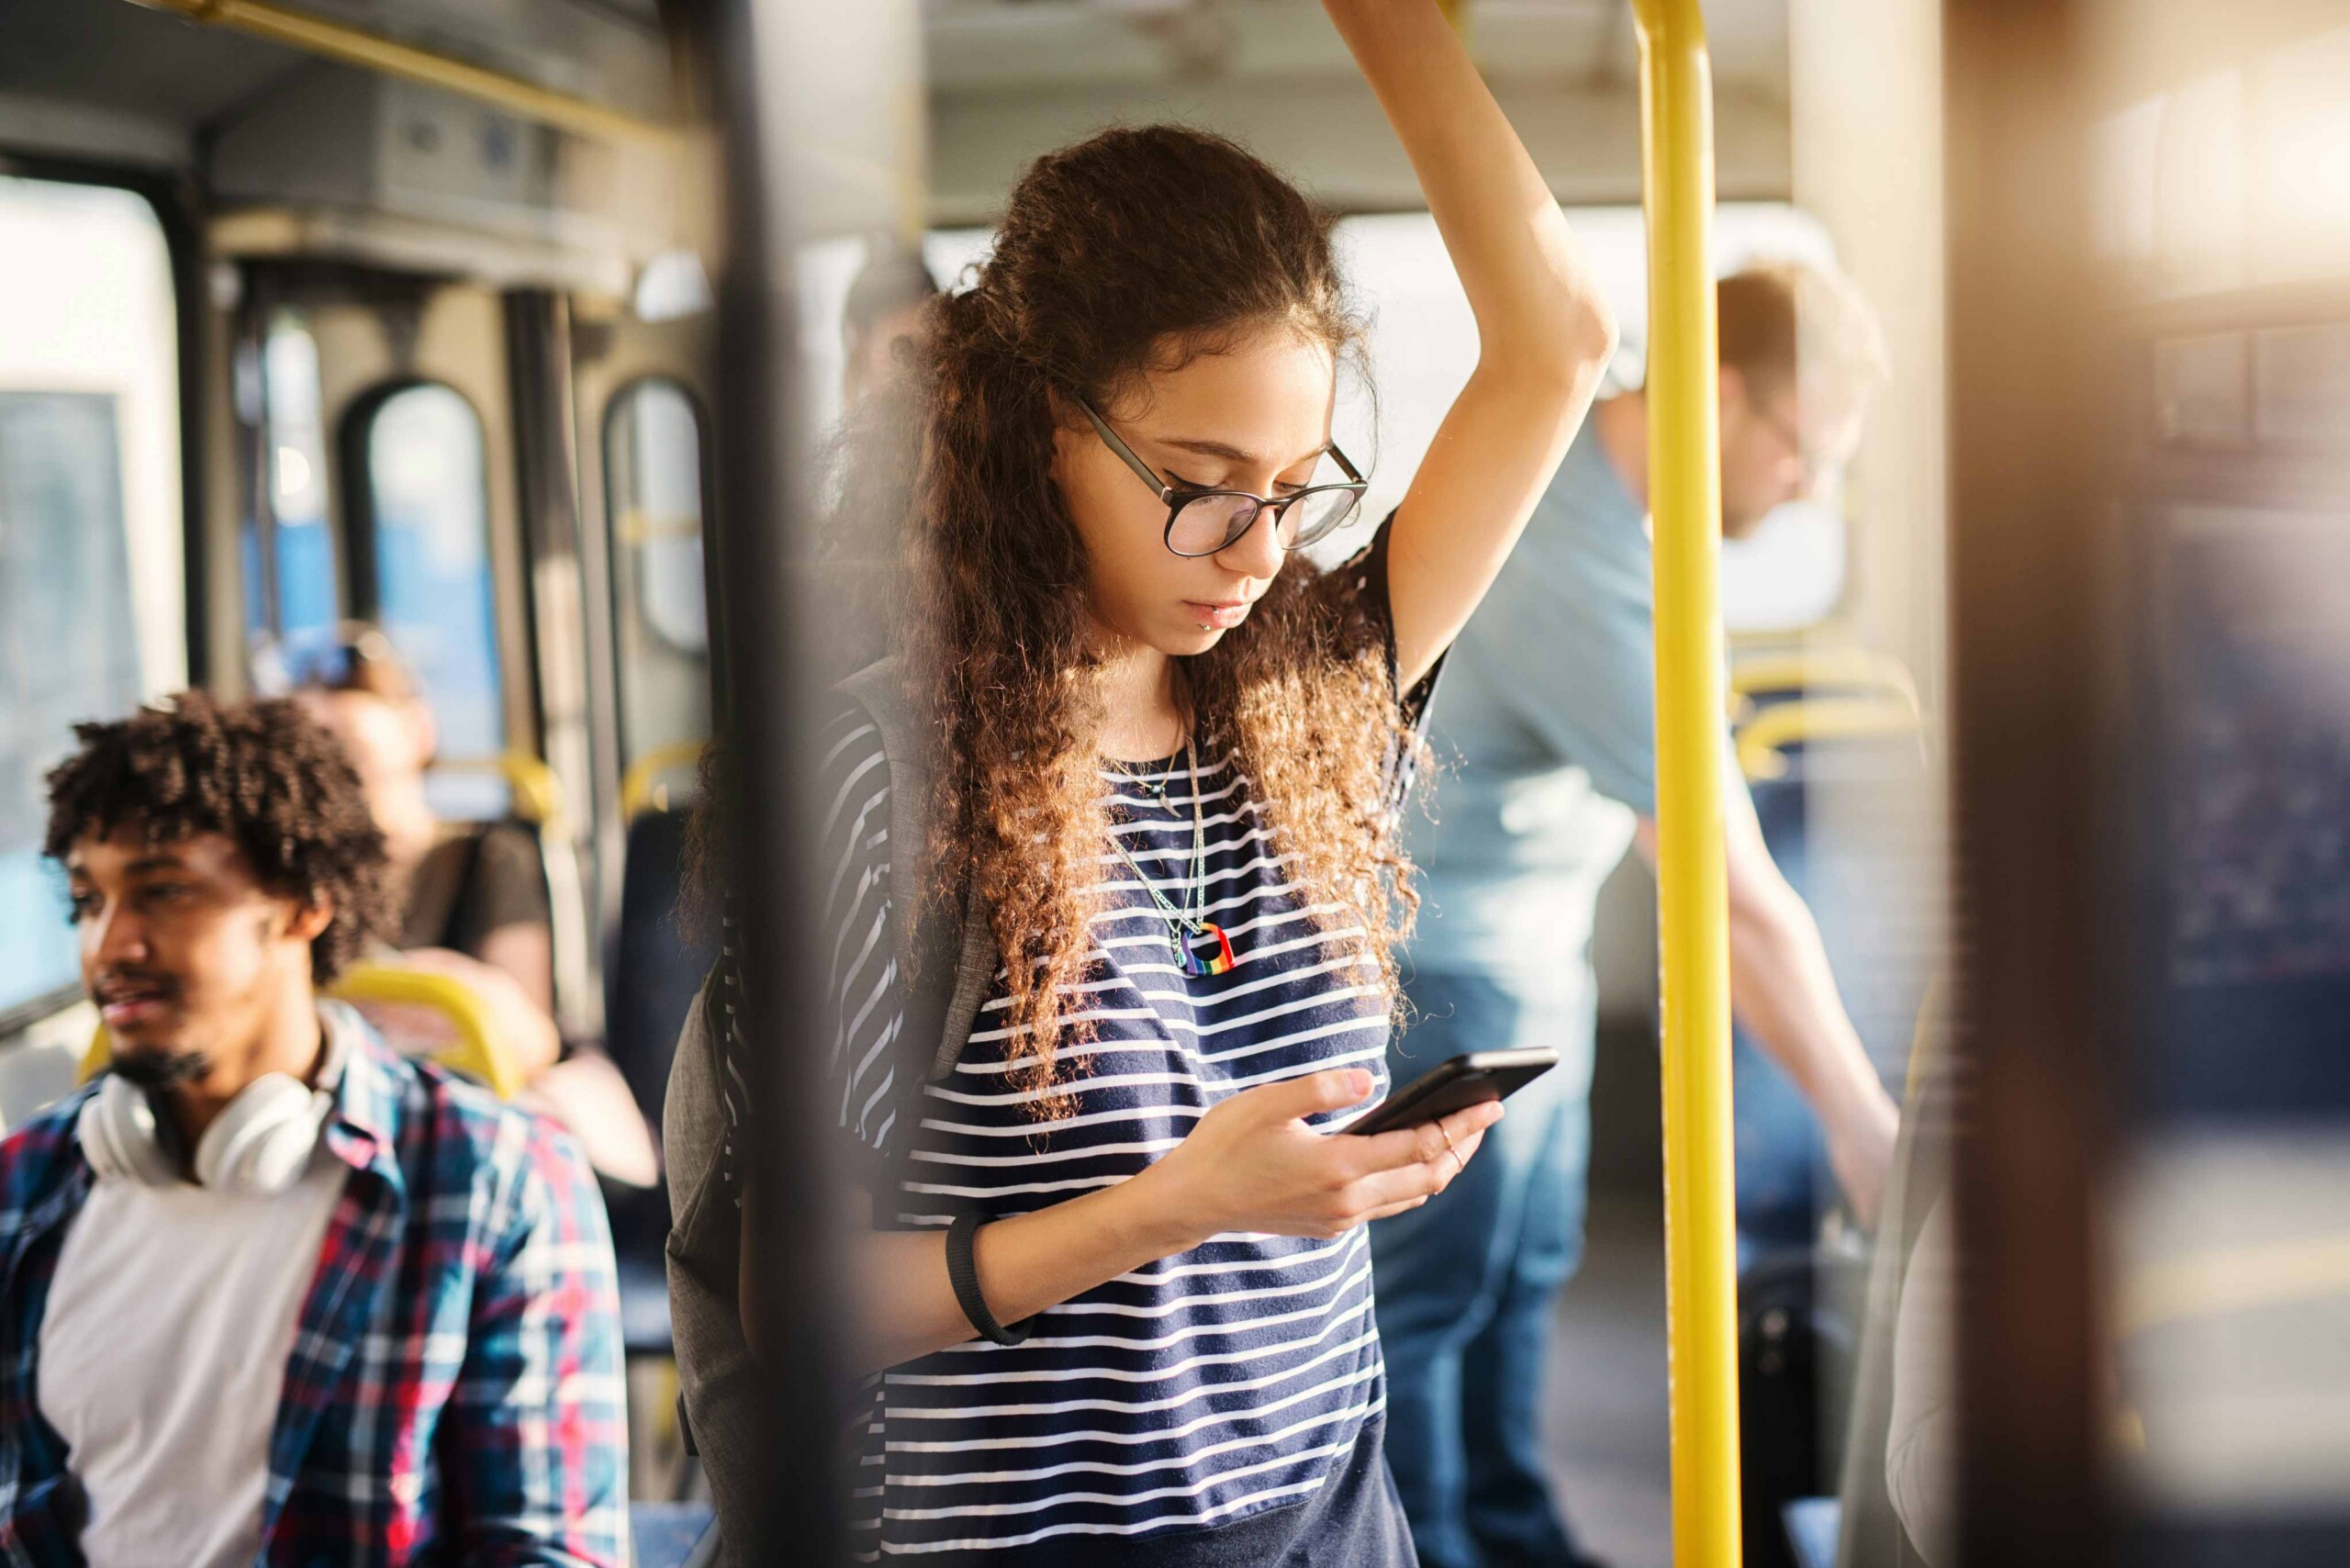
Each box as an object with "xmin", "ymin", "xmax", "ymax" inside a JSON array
[
  {"xmin": 80, "ymin": 962, "xmax": 524, "ymax": 1101},
  {"xmin": 430, "ymin": 751, "xmax": 567, "ymax": 834},
  {"xmin": 620, "ymin": 740, "xmax": 705, "ymax": 823}
]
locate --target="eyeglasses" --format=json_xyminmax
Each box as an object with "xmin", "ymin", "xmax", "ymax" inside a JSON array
[{"xmin": 1077, "ymin": 397, "xmax": 1367, "ymax": 558}]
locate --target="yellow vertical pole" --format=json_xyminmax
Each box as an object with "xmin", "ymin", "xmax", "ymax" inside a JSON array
[{"xmin": 1628, "ymin": 2, "xmax": 1742, "ymax": 1566}]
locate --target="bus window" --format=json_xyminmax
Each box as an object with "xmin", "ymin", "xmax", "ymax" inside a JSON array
[
  {"xmin": 354, "ymin": 382, "xmax": 504, "ymax": 819},
  {"xmin": 606, "ymin": 377, "xmax": 711, "ymax": 769},
  {"xmin": 0, "ymin": 177, "xmax": 183, "ymax": 1024},
  {"xmin": 262, "ymin": 318, "xmax": 337, "ymax": 638}
]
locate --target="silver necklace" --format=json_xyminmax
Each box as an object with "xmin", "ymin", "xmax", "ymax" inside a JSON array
[{"xmin": 1106, "ymin": 734, "xmax": 1237, "ymax": 978}]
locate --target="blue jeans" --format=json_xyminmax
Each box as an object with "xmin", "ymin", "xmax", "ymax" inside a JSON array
[{"xmin": 1370, "ymin": 969, "xmax": 1598, "ymax": 1568}]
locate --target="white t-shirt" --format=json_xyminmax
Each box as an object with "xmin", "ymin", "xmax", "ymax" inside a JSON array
[{"xmin": 38, "ymin": 1135, "xmax": 344, "ymax": 1567}]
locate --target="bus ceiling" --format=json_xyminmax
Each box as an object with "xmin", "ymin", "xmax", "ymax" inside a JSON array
[{"xmin": 3, "ymin": 0, "xmax": 1804, "ymax": 252}]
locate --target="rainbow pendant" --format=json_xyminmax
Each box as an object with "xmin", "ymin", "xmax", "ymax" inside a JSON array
[{"xmin": 1181, "ymin": 922, "xmax": 1237, "ymax": 978}]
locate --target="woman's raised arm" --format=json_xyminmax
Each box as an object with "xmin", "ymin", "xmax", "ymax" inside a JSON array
[{"xmin": 1323, "ymin": 0, "xmax": 1617, "ymax": 685}]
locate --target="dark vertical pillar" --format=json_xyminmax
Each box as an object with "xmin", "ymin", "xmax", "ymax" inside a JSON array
[
  {"xmin": 1944, "ymin": 2, "xmax": 2117, "ymax": 1563},
  {"xmin": 693, "ymin": 0, "xmax": 849, "ymax": 1560}
]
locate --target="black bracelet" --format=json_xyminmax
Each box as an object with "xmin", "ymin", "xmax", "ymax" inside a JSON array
[{"xmin": 946, "ymin": 1210, "xmax": 1034, "ymax": 1346}]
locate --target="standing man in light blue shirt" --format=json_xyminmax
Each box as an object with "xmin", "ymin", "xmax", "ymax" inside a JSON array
[{"xmin": 1372, "ymin": 262, "xmax": 1901, "ymax": 1568}]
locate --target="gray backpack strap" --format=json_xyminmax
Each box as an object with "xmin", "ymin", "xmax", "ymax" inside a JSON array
[
  {"xmin": 836, "ymin": 658, "xmax": 998, "ymax": 1082},
  {"xmin": 662, "ymin": 972, "xmax": 767, "ymax": 1567}
]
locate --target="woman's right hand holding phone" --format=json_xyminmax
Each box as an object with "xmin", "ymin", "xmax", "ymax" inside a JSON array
[
  {"xmin": 828, "ymin": 1067, "xmax": 1500, "ymax": 1373},
  {"xmin": 1136, "ymin": 1068, "xmax": 1503, "ymax": 1247}
]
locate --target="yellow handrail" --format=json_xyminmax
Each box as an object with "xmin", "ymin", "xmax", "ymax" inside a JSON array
[
  {"xmin": 431, "ymin": 752, "xmax": 568, "ymax": 833},
  {"xmin": 1728, "ymin": 647, "xmax": 1921, "ymax": 714},
  {"xmin": 123, "ymin": 0, "xmax": 681, "ymax": 149},
  {"xmin": 1629, "ymin": 2, "xmax": 1742, "ymax": 1564},
  {"xmin": 1733, "ymin": 695, "xmax": 1923, "ymax": 782},
  {"xmin": 81, "ymin": 963, "xmax": 525, "ymax": 1103}
]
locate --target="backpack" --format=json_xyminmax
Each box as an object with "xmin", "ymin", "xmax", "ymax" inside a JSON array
[{"xmin": 662, "ymin": 655, "xmax": 997, "ymax": 1562}]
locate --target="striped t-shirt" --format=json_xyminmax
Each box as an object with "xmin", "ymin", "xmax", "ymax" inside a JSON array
[{"xmin": 813, "ymin": 550, "xmax": 1434, "ymax": 1560}]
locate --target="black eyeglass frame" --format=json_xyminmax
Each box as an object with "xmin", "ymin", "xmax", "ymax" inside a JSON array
[{"xmin": 1076, "ymin": 397, "xmax": 1369, "ymax": 558}]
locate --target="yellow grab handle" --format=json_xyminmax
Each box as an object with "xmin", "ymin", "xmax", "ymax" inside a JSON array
[
  {"xmin": 620, "ymin": 740, "xmax": 708, "ymax": 822},
  {"xmin": 429, "ymin": 752, "xmax": 567, "ymax": 834},
  {"xmin": 1629, "ymin": 2, "xmax": 1742, "ymax": 1564},
  {"xmin": 82, "ymin": 963, "xmax": 525, "ymax": 1103},
  {"xmin": 1733, "ymin": 695, "xmax": 1924, "ymax": 782},
  {"xmin": 1728, "ymin": 647, "xmax": 1921, "ymax": 712}
]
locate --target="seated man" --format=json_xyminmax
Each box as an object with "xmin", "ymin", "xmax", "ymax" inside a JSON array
[
  {"xmin": 0, "ymin": 693, "xmax": 626, "ymax": 1566},
  {"xmin": 294, "ymin": 631, "xmax": 656, "ymax": 1188}
]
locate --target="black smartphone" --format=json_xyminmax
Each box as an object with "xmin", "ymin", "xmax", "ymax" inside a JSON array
[{"xmin": 1343, "ymin": 1047, "xmax": 1560, "ymax": 1137}]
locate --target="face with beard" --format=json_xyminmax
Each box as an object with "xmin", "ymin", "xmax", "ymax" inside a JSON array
[
  {"xmin": 67, "ymin": 828, "xmax": 329, "ymax": 1092},
  {"xmin": 1716, "ymin": 365, "xmax": 1868, "ymax": 540}
]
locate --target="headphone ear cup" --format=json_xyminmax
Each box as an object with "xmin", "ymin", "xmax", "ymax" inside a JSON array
[
  {"xmin": 78, "ymin": 1078, "xmax": 180, "ymax": 1189},
  {"xmin": 194, "ymin": 1074, "xmax": 327, "ymax": 1196}
]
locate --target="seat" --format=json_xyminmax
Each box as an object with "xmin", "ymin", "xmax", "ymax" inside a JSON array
[
  {"xmin": 1729, "ymin": 650, "xmax": 1935, "ymax": 1250},
  {"xmin": 602, "ymin": 803, "xmax": 716, "ymax": 1363},
  {"xmin": 1724, "ymin": 650, "xmax": 1939, "ymax": 1568},
  {"xmin": 606, "ymin": 806, "xmax": 714, "ymax": 1137},
  {"xmin": 82, "ymin": 961, "xmax": 528, "ymax": 1100},
  {"xmin": 620, "ymin": 741, "xmax": 705, "ymax": 824}
]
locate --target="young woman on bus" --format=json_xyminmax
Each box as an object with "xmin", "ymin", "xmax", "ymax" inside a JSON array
[{"xmin": 726, "ymin": 0, "xmax": 1616, "ymax": 1557}]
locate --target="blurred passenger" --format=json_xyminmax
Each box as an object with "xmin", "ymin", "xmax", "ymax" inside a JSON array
[
  {"xmin": 293, "ymin": 630, "xmax": 656, "ymax": 1187},
  {"xmin": 666, "ymin": 0, "xmax": 1617, "ymax": 1559},
  {"xmin": 1371, "ymin": 260, "xmax": 1897, "ymax": 1568},
  {"xmin": 291, "ymin": 632, "xmax": 554, "ymax": 1017},
  {"xmin": 840, "ymin": 238, "xmax": 937, "ymax": 407},
  {"xmin": 0, "ymin": 692, "xmax": 625, "ymax": 1565}
]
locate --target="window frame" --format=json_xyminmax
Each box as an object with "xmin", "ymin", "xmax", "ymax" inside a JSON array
[
  {"xmin": 600, "ymin": 371, "xmax": 716, "ymax": 767},
  {"xmin": 0, "ymin": 155, "xmax": 202, "ymax": 1036},
  {"xmin": 0, "ymin": 151, "xmax": 207, "ymax": 686},
  {"xmin": 338, "ymin": 374, "xmax": 509, "ymax": 764}
]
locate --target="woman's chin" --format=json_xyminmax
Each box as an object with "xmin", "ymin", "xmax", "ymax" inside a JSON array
[{"xmin": 1158, "ymin": 622, "xmax": 1230, "ymax": 657}]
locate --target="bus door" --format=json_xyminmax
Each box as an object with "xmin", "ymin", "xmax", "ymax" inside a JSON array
[
  {"xmin": 568, "ymin": 286, "xmax": 718, "ymax": 1128},
  {"xmin": 234, "ymin": 265, "xmax": 607, "ymax": 1039}
]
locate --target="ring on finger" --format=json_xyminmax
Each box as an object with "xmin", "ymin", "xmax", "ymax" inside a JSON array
[{"xmin": 1439, "ymin": 1126, "xmax": 1464, "ymax": 1177}]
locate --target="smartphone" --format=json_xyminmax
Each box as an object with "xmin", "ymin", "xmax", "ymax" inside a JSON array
[{"xmin": 1343, "ymin": 1047, "xmax": 1560, "ymax": 1137}]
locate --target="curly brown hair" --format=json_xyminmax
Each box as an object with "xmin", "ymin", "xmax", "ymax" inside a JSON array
[
  {"xmin": 867, "ymin": 126, "xmax": 1423, "ymax": 1109},
  {"xmin": 43, "ymin": 691, "xmax": 393, "ymax": 985}
]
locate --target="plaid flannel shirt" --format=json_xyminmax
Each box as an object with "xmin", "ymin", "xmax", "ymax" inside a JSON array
[{"xmin": 0, "ymin": 1003, "xmax": 628, "ymax": 1567}]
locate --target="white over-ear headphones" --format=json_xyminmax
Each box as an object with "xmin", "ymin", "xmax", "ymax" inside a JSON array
[{"xmin": 78, "ymin": 1013, "xmax": 347, "ymax": 1197}]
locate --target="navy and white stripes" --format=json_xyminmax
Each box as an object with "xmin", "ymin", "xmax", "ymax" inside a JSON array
[{"xmin": 818, "ymin": 709, "xmax": 1406, "ymax": 1560}]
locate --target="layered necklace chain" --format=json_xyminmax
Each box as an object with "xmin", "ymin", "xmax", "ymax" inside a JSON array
[{"xmin": 1106, "ymin": 733, "xmax": 1237, "ymax": 979}]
